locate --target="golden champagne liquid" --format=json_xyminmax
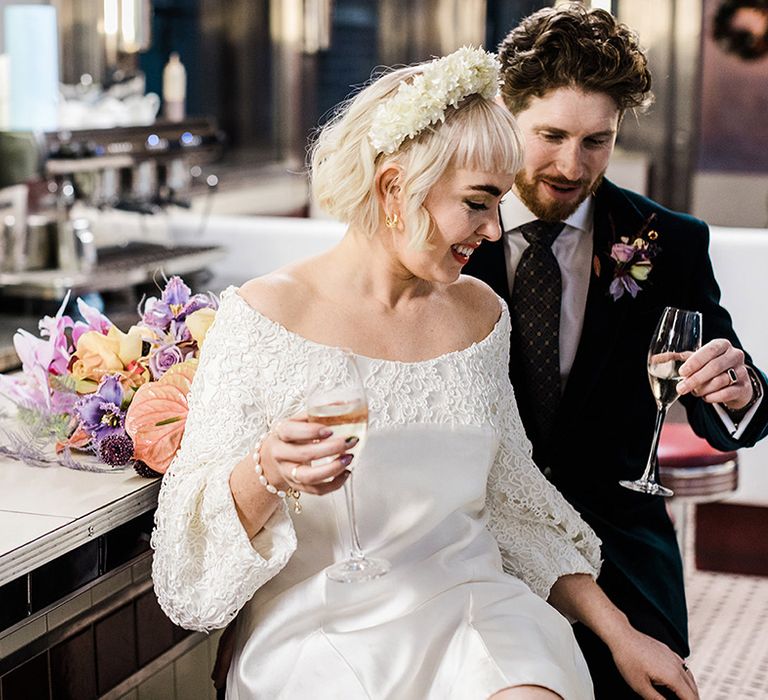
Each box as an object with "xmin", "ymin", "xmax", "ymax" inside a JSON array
[
  {"xmin": 308, "ymin": 399, "xmax": 368, "ymax": 462},
  {"xmin": 647, "ymin": 359, "xmax": 685, "ymax": 407}
]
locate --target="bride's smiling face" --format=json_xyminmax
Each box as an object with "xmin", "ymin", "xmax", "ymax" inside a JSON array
[{"xmin": 396, "ymin": 167, "xmax": 515, "ymax": 284}]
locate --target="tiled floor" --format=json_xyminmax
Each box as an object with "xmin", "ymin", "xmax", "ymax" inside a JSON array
[{"xmin": 687, "ymin": 567, "xmax": 768, "ymax": 699}]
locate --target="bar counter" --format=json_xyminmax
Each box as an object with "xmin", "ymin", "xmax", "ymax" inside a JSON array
[
  {"xmin": 0, "ymin": 400, "xmax": 210, "ymax": 698},
  {"xmin": 0, "ymin": 452, "xmax": 159, "ymax": 590}
]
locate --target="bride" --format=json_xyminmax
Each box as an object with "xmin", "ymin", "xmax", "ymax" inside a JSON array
[{"xmin": 151, "ymin": 48, "xmax": 697, "ymax": 700}]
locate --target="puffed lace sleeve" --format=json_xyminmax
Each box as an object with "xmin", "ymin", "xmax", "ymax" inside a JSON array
[
  {"xmin": 486, "ymin": 312, "xmax": 602, "ymax": 600},
  {"xmin": 151, "ymin": 288, "xmax": 297, "ymax": 632}
]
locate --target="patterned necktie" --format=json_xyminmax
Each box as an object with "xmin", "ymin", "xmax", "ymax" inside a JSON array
[{"xmin": 509, "ymin": 220, "xmax": 564, "ymax": 448}]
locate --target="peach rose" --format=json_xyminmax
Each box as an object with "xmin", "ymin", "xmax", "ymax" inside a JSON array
[
  {"xmin": 71, "ymin": 326, "xmax": 148, "ymax": 392},
  {"xmin": 186, "ymin": 307, "xmax": 216, "ymax": 350}
]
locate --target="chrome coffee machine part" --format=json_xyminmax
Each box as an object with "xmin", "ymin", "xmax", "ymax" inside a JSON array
[
  {"xmin": 0, "ymin": 117, "xmax": 224, "ymax": 206},
  {"xmin": 0, "ymin": 118, "xmax": 226, "ymax": 298}
]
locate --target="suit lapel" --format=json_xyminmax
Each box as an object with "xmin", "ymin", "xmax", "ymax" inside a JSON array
[{"xmin": 557, "ymin": 181, "xmax": 647, "ymax": 418}]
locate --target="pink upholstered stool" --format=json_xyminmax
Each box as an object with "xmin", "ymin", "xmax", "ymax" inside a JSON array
[{"xmin": 657, "ymin": 422, "xmax": 739, "ymax": 559}]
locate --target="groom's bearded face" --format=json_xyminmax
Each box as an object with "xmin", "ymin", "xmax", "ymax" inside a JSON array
[
  {"xmin": 514, "ymin": 169, "xmax": 605, "ymax": 222},
  {"xmin": 510, "ymin": 87, "xmax": 619, "ymax": 222}
]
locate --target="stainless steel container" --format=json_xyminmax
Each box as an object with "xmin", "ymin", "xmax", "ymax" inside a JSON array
[
  {"xmin": 0, "ymin": 214, "xmax": 15, "ymax": 271},
  {"xmin": 22, "ymin": 214, "xmax": 56, "ymax": 270},
  {"xmin": 57, "ymin": 217, "xmax": 97, "ymax": 273}
]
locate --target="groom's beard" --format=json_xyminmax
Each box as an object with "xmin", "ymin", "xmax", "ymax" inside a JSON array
[{"xmin": 515, "ymin": 170, "xmax": 605, "ymax": 222}]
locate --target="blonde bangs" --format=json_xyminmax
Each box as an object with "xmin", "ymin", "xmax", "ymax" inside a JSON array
[{"xmin": 444, "ymin": 97, "xmax": 523, "ymax": 176}]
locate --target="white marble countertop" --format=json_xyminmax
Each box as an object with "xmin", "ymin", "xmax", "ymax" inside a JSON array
[{"xmin": 0, "ymin": 396, "xmax": 160, "ymax": 586}]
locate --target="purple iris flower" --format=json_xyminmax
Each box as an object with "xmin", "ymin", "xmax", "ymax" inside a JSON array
[
  {"xmin": 76, "ymin": 375, "xmax": 126, "ymax": 439},
  {"xmin": 609, "ymin": 275, "xmax": 642, "ymax": 301},
  {"xmin": 138, "ymin": 277, "xmax": 218, "ymax": 331},
  {"xmin": 184, "ymin": 292, "xmax": 218, "ymax": 316},
  {"xmin": 162, "ymin": 276, "xmax": 192, "ymax": 307},
  {"xmin": 141, "ymin": 297, "xmax": 175, "ymax": 329}
]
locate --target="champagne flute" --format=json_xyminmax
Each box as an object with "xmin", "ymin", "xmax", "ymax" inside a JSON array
[
  {"xmin": 305, "ymin": 346, "xmax": 390, "ymax": 583},
  {"xmin": 620, "ymin": 307, "xmax": 703, "ymax": 497}
]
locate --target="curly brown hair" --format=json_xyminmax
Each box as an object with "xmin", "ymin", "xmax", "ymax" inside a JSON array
[{"xmin": 498, "ymin": 3, "xmax": 653, "ymax": 115}]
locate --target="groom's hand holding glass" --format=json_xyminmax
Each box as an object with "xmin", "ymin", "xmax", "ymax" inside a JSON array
[{"xmin": 676, "ymin": 338, "xmax": 757, "ymax": 411}]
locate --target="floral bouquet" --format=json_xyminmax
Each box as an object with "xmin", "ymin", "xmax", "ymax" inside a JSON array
[{"xmin": 0, "ymin": 276, "xmax": 217, "ymax": 477}]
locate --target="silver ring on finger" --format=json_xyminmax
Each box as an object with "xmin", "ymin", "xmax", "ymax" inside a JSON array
[
  {"xmin": 291, "ymin": 465, "xmax": 301, "ymax": 484},
  {"xmin": 682, "ymin": 662, "xmax": 689, "ymax": 672},
  {"xmin": 726, "ymin": 367, "xmax": 739, "ymax": 385},
  {"xmin": 272, "ymin": 421, "xmax": 287, "ymax": 442}
]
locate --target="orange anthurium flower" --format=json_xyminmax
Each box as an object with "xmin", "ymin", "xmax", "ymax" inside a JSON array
[{"xmin": 124, "ymin": 359, "xmax": 198, "ymax": 473}]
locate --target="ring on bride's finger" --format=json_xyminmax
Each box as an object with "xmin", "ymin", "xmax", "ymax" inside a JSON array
[
  {"xmin": 291, "ymin": 465, "xmax": 301, "ymax": 483},
  {"xmin": 727, "ymin": 367, "xmax": 739, "ymax": 385},
  {"xmin": 682, "ymin": 662, "xmax": 689, "ymax": 672}
]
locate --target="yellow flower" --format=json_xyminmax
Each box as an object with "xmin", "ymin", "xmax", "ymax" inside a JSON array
[
  {"xmin": 74, "ymin": 331, "xmax": 124, "ymax": 376},
  {"xmin": 71, "ymin": 326, "xmax": 147, "ymax": 391},
  {"xmin": 186, "ymin": 308, "xmax": 216, "ymax": 349},
  {"xmin": 629, "ymin": 261, "xmax": 653, "ymax": 281},
  {"xmin": 109, "ymin": 325, "xmax": 144, "ymax": 365}
]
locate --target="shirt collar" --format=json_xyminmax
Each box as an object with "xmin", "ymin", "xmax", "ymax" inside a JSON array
[{"xmin": 499, "ymin": 190, "xmax": 594, "ymax": 235}]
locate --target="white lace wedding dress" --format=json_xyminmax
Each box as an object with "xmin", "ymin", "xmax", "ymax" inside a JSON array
[{"xmin": 152, "ymin": 288, "xmax": 601, "ymax": 700}]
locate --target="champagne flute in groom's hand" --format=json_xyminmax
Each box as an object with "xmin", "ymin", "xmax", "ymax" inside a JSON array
[{"xmin": 620, "ymin": 307, "xmax": 702, "ymax": 497}]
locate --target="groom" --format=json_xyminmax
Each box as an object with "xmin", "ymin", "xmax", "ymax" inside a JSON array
[{"xmin": 464, "ymin": 4, "xmax": 768, "ymax": 697}]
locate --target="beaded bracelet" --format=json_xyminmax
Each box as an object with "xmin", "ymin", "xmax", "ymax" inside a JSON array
[{"xmin": 252, "ymin": 440, "xmax": 302, "ymax": 514}]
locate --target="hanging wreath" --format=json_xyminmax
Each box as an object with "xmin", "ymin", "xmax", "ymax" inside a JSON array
[{"xmin": 713, "ymin": 0, "xmax": 768, "ymax": 60}]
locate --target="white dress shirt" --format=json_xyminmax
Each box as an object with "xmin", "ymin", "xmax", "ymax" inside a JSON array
[
  {"xmin": 499, "ymin": 192, "xmax": 758, "ymax": 438},
  {"xmin": 499, "ymin": 193, "xmax": 594, "ymax": 389}
]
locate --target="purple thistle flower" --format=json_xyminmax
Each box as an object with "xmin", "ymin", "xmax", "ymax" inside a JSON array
[
  {"xmin": 97, "ymin": 432, "xmax": 134, "ymax": 466},
  {"xmin": 76, "ymin": 375, "xmax": 126, "ymax": 439}
]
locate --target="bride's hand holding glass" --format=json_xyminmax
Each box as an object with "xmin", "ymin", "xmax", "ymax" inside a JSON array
[{"xmin": 259, "ymin": 416, "xmax": 355, "ymax": 502}]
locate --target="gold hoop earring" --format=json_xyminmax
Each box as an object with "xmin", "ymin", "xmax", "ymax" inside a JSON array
[{"xmin": 385, "ymin": 213, "xmax": 399, "ymax": 229}]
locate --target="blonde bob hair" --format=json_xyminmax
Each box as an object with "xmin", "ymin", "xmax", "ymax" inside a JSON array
[{"xmin": 309, "ymin": 62, "xmax": 524, "ymax": 249}]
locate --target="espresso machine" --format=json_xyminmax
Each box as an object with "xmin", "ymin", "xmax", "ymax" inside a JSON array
[{"xmin": 0, "ymin": 118, "xmax": 225, "ymax": 305}]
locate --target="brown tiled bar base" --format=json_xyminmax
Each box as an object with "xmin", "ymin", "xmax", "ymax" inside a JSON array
[
  {"xmin": 0, "ymin": 560, "xmax": 198, "ymax": 700},
  {"xmin": 0, "ymin": 508, "xmax": 204, "ymax": 700}
]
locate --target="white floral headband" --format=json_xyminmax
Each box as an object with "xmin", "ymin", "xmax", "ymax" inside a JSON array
[{"xmin": 368, "ymin": 46, "xmax": 501, "ymax": 156}]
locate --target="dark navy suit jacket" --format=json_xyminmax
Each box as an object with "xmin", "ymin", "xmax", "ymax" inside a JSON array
[{"xmin": 464, "ymin": 179, "xmax": 768, "ymax": 653}]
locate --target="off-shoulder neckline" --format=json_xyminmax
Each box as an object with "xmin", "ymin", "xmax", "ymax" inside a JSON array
[{"xmin": 224, "ymin": 286, "xmax": 508, "ymax": 367}]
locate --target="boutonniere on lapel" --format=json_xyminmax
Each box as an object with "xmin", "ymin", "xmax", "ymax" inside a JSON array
[{"xmin": 592, "ymin": 213, "xmax": 660, "ymax": 301}]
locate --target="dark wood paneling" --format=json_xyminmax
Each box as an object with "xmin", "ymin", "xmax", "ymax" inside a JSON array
[
  {"xmin": 696, "ymin": 502, "xmax": 768, "ymax": 576},
  {"xmin": 50, "ymin": 628, "xmax": 97, "ymax": 700},
  {"xmin": 135, "ymin": 590, "xmax": 176, "ymax": 667},
  {"xmin": 1, "ymin": 652, "xmax": 50, "ymax": 700},
  {"xmin": 94, "ymin": 604, "xmax": 137, "ymax": 694}
]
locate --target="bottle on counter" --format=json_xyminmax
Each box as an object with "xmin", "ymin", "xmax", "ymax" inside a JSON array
[{"xmin": 162, "ymin": 52, "xmax": 186, "ymax": 122}]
